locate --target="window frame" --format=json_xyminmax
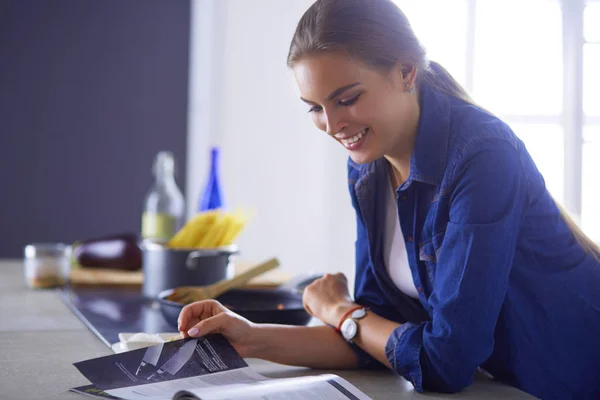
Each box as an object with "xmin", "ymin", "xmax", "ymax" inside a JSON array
[{"xmin": 408, "ymin": 0, "xmax": 595, "ymax": 223}]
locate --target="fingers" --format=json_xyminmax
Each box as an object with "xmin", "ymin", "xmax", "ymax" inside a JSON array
[
  {"xmin": 302, "ymin": 299, "xmax": 314, "ymax": 316},
  {"xmin": 302, "ymin": 272, "xmax": 350, "ymax": 319},
  {"xmin": 302, "ymin": 283, "xmax": 315, "ymax": 315},
  {"xmin": 320, "ymin": 272, "xmax": 346, "ymax": 280},
  {"xmin": 334, "ymin": 272, "xmax": 347, "ymax": 282},
  {"xmin": 178, "ymin": 299, "xmax": 223, "ymax": 336},
  {"xmin": 187, "ymin": 312, "xmax": 231, "ymax": 338}
]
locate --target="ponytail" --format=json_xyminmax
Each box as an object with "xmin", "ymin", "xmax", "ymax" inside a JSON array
[
  {"xmin": 420, "ymin": 61, "xmax": 475, "ymax": 106},
  {"xmin": 555, "ymin": 202, "xmax": 600, "ymax": 262}
]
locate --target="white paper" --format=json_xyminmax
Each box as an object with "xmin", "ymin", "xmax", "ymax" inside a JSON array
[
  {"xmin": 106, "ymin": 367, "xmax": 267, "ymax": 400},
  {"xmin": 106, "ymin": 367, "xmax": 371, "ymax": 400},
  {"xmin": 178, "ymin": 374, "xmax": 371, "ymax": 400}
]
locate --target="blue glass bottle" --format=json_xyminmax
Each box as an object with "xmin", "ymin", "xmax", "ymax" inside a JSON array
[{"xmin": 198, "ymin": 147, "xmax": 224, "ymax": 211}]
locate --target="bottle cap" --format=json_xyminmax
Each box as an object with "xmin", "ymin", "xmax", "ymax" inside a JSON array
[{"xmin": 153, "ymin": 151, "xmax": 175, "ymax": 177}]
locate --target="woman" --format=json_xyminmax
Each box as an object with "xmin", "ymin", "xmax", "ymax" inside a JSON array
[{"xmin": 178, "ymin": 0, "xmax": 600, "ymax": 398}]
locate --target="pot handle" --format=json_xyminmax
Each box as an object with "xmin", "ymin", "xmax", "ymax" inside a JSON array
[{"xmin": 186, "ymin": 248, "xmax": 240, "ymax": 270}]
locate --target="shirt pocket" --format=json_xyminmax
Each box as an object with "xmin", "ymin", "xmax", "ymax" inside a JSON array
[{"xmin": 418, "ymin": 230, "xmax": 446, "ymax": 284}]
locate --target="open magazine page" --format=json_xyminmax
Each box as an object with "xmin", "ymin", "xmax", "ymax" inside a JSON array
[
  {"xmin": 73, "ymin": 335, "xmax": 253, "ymax": 396},
  {"xmin": 70, "ymin": 367, "xmax": 268, "ymax": 400},
  {"xmin": 72, "ymin": 334, "xmax": 371, "ymax": 400},
  {"xmin": 106, "ymin": 367, "xmax": 268, "ymax": 400},
  {"xmin": 174, "ymin": 374, "xmax": 371, "ymax": 400}
]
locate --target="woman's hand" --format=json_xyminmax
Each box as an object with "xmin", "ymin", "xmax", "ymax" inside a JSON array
[
  {"xmin": 178, "ymin": 300, "xmax": 258, "ymax": 358},
  {"xmin": 302, "ymin": 272, "xmax": 358, "ymax": 326}
]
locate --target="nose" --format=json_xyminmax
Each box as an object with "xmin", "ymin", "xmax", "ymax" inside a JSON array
[{"xmin": 324, "ymin": 111, "xmax": 348, "ymax": 136}]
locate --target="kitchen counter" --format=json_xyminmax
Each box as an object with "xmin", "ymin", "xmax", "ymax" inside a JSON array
[{"xmin": 0, "ymin": 260, "xmax": 534, "ymax": 399}]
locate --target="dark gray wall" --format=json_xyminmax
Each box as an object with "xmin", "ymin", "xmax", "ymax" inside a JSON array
[{"xmin": 0, "ymin": 0, "xmax": 190, "ymax": 257}]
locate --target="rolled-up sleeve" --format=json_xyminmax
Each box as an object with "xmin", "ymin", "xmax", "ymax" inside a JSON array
[{"xmin": 385, "ymin": 138, "xmax": 528, "ymax": 392}]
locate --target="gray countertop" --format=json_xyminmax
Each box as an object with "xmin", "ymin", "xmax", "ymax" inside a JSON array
[{"xmin": 0, "ymin": 260, "xmax": 534, "ymax": 399}]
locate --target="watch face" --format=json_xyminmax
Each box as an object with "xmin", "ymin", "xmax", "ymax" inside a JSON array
[
  {"xmin": 352, "ymin": 308, "xmax": 367, "ymax": 319},
  {"xmin": 341, "ymin": 318, "xmax": 357, "ymax": 341}
]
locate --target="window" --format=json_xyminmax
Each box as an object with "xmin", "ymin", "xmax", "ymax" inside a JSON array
[
  {"xmin": 473, "ymin": 0, "xmax": 564, "ymax": 204},
  {"xmin": 512, "ymin": 123, "xmax": 565, "ymax": 204},
  {"xmin": 395, "ymin": 0, "xmax": 598, "ymax": 242},
  {"xmin": 395, "ymin": 0, "xmax": 468, "ymax": 87},
  {"xmin": 584, "ymin": 1, "xmax": 600, "ymax": 43},
  {"xmin": 582, "ymin": 1, "xmax": 600, "ymax": 241},
  {"xmin": 473, "ymin": 0, "xmax": 563, "ymax": 116},
  {"xmin": 584, "ymin": 42, "xmax": 600, "ymax": 118}
]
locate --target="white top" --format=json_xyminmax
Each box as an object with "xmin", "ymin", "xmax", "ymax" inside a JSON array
[{"xmin": 383, "ymin": 183, "xmax": 420, "ymax": 299}]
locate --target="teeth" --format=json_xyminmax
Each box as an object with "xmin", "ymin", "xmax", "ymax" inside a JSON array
[{"xmin": 342, "ymin": 128, "xmax": 367, "ymax": 146}]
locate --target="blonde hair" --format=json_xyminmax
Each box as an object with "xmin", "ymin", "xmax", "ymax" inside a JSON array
[
  {"xmin": 555, "ymin": 201, "xmax": 600, "ymax": 261},
  {"xmin": 288, "ymin": 0, "xmax": 600, "ymax": 261}
]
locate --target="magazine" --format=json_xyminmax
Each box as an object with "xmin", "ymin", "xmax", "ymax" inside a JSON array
[{"xmin": 72, "ymin": 334, "xmax": 371, "ymax": 400}]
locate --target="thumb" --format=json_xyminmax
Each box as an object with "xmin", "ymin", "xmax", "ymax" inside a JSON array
[{"xmin": 187, "ymin": 312, "xmax": 230, "ymax": 338}]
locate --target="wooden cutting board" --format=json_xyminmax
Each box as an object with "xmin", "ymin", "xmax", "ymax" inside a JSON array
[{"xmin": 69, "ymin": 260, "xmax": 291, "ymax": 289}]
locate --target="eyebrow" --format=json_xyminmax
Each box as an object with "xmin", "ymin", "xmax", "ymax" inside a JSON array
[{"xmin": 300, "ymin": 82, "xmax": 361, "ymax": 104}]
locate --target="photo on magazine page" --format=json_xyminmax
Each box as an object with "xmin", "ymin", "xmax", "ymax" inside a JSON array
[{"xmin": 74, "ymin": 334, "xmax": 248, "ymax": 391}]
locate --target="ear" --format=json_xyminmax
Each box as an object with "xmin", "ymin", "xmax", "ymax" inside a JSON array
[
  {"xmin": 400, "ymin": 64, "xmax": 417, "ymax": 92},
  {"xmin": 388, "ymin": 63, "xmax": 417, "ymax": 92}
]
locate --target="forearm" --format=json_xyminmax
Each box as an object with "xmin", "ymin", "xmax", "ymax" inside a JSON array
[
  {"xmin": 247, "ymin": 324, "xmax": 359, "ymax": 369},
  {"xmin": 329, "ymin": 304, "xmax": 400, "ymax": 369},
  {"xmin": 352, "ymin": 317, "xmax": 397, "ymax": 368}
]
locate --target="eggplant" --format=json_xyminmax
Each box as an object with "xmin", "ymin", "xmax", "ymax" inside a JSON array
[{"xmin": 73, "ymin": 233, "xmax": 142, "ymax": 271}]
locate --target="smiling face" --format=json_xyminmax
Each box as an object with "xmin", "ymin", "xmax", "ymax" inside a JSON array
[{"xmin": 292, "ymin": 51, "xmax": 419, "ymax": 164}]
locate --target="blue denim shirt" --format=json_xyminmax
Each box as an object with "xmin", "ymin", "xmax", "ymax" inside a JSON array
[{"xmin": 346, "ymin": 84, "xmax": 600, "ymax": 399}]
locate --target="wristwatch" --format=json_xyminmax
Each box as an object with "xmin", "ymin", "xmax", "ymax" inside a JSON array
[{"xmin": 340, "ymin": 307, "xmax": 368, "ymax": 342}]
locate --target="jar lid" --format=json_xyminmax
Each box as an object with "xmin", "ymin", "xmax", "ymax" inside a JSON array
[{"xmin": 24, "ymin": 243, "xmax": 70, "ymax": 258}]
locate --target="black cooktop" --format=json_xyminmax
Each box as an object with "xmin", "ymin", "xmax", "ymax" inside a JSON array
[{"xmin": 60, "ymin": 286, "xmax": 175, "ymax": 347}]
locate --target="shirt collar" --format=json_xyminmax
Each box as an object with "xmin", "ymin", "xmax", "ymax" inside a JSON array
[{"xmin": 408, "ymin": 84, "xmax": 451, "ymax": 186}]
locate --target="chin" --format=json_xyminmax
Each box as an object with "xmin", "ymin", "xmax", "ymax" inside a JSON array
[
  {"xmin": 348, "ymin": 151, "xmax": 380, "ymax": 165},
  {"xmin": 343, "ymin": 129, "xmax": 382, "ymax": 165}
]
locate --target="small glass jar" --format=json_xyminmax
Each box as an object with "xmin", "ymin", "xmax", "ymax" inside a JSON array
[{"xmin": 24, "ymin": 243, "xmax": 71, "ymax": 289}]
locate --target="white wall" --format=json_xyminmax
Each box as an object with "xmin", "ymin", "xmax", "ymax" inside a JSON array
[{"xmin": 187, "ymin": 0, "xmax": 358, "ymax": 283}]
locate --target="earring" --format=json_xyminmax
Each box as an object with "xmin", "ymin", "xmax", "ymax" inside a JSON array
[{"xmin": 405, "ymin": 82, "xmax": 414, "ymax": 94}]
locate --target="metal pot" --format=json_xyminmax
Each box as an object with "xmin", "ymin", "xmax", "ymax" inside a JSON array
[{"xmin": 141, "ymin": 241, "xmax": 238, "ymax": 298}]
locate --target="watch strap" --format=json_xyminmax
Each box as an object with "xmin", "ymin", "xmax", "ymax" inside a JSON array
[{"xmin": 335, "ymin": 306, "xmax": 363, "ymax": 333}]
